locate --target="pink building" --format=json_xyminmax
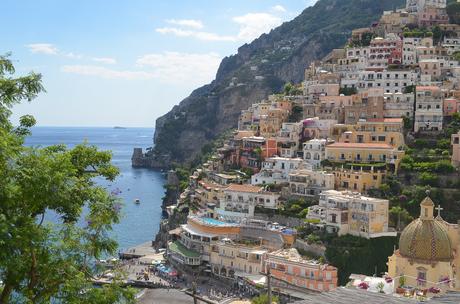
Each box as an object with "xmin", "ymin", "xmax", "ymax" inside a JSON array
[
  {"xmin": 444, "ymin": 98, "xmax": 460, "ymax": 116},
  {"xmin": 264, "ymin": 248, "xmax": 338, "ymax": 293},
  {"xmin": 452, "ymin": 131, "xmax": 460, "ymax": 168},
  {"xmin": 418, "ymin": 7, "xmax": 449, "ymax": 27}
]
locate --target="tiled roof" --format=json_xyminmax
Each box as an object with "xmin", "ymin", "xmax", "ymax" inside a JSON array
[
  {"xmin": 294, "ymin": 288, "xmax": 460, "ymax": 304},
  {"xmin": 226, "ymin": 183, "xmax": 263, "ymax": 193},
  {"xmin": 416, "ymin": 86, "xmax": 440, "ymax": 91},
  {"xmin": 168, "ymin": 241, "xmax": 200, "ymax": 258},
  {"xmin": 327, "ymin": 143, "xmax": 393, "ymax": 149},
  {"xmin": 365, "ymin": 118, "xmax": 403, "ymax": 123}
]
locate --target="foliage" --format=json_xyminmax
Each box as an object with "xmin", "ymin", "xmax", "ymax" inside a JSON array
[
  {"xmin": 348, "ymin": 32, "xmax": 375, "ymax": 47},
  {"xmin": 280, "ymin": 198, "xmax": 315, "ymax": 218},
  {"xmin": 325, "ymin": 235, "xmax": 398, "ymax": 286},
  {"xmin": 403, "ymin": 85, "xmax": 415, "ymax": 94},
  {"xmin": 0, "ymin": 54, "xmax": 135, "ymax": 303},
  {"xmin": 389, "ymin": 206, "xmax": 413, "ymax": 228},
  {"xmin": 283, "ymin": 82, "xmax": 303, "ymax": 96},
  {"xmin": 339, "ymin": 87, "xmax": 358, "ymax": 96},
  {"xmin": 306, "ymin": 234, "xmax": 321, "ymax": 245},
  {"xmin": 403, "ymin": 28, "xmax": 433, "ymax": 38},
  {"xmin": 419, "ymin": 172, "xmax": 439, "ymax": 186},
  {"xmin": 289, "ymin": 104, "xmax": 304, "ymax": 123},
  {"xmin": 402, "ymin": 115, "xmax": 413, "ymax": 130},
  {"xmin": 447, "ymin": 1, "xmax": 460, "ymax": 25},
  {"xmin": 251, "ymin": 293, "xmax": 279, "ymax": 304}
]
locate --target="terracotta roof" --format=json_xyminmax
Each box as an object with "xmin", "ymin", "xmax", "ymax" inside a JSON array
[
  {"xmin": 416, "ymin": 85, "xmax": 440, "ymax": 91},
  {"xmin": 226, "ymin": 183, "xmax": 263, "ymax": 193},
  {"xmin": 365, "ymin": 118, "xmax": 403, "ymax": 123},
  {"xmin": 327, "ymin": 143, "xmax": 393, "ymax": 149}
]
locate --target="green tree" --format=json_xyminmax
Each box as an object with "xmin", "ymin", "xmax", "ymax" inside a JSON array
[
  {"xmin": 251, "ymin": 293, "xmax": 279, "ymax": 304},
  {"xmin": 0, "ymin": 54, "xmax": 134, "ymax": 303}
]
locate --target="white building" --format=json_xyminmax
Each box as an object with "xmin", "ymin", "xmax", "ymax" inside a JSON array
[
  {"xmin": 402, "ymin": 37, "xmax": 423, "ymax": 64},
  {"xmin": 277, "ymin": 122, "xmax": 302, "ymax": 158},
  {"xmin": 406, "ymin": 0, "xmax": 446, "ymax": 14},
  {"xmin": 217, "ymin": 184, "xmax": 280, "ymax": 221},
  {"xmin": 307, "ymin": 190, "xmax": 396, "ymax": 239},
  {"xmin": 251, "ymin": 156, "xmax": 305, "ymax": 185},
  {"xmin": 383, "ymin": 92, "xmax": 415, "ymax": 118},
  {"xmin": 357, "ymin": 69, "xmax": 417, "ymax": 94},
  {"xmin": 414, "ymin": 86, "xmax": 443, "ymax": 132},
  {"xmin": 288, "ymin": 169, "xmax": 335, "ymax": 198},
  {"xmin": 303, "ymin": 139, "xmax": 328, "ymax": 169}
]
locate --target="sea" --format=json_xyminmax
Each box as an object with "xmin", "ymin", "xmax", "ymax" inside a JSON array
[{"xmin": 24, "ymin": 126, "xmax": 165, "ymax": 252}]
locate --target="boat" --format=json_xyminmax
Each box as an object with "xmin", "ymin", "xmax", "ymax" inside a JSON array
[{"xmin": 134, "ymin": 198, "xmax": 140, "ymax": 204}]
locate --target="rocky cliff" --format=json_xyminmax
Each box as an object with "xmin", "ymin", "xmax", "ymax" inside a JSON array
[{"xmin": 148, "ymin": 0, "xmax": 405, "ymax": 168}]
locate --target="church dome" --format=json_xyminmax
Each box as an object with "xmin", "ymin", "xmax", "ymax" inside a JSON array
[{"xmin": 399, "ymin": 196, "xmax": 452, "ymax": 261}]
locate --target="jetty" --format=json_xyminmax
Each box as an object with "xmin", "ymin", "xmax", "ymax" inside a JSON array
[{"xmin": 118, "ymin": 241, "xmax": 157, "ymax": 259}]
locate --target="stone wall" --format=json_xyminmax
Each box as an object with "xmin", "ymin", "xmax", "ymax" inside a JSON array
[
  {"xmin": 253, "ymin": 213, "xmax": 304, "ymax": 227},
  {"xmin": 294, "ymin": 239, "xmax": 326, "ymax": 258}
]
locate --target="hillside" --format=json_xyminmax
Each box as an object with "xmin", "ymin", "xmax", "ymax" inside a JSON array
[{"xmin": 146, "ymin": 0, "xmax": 406, "ymax": 168}]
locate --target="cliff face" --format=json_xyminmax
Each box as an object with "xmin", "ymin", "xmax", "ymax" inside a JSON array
[{"xmin": 150, "ymin": 0, "xmax": 405, "ymax": 167}]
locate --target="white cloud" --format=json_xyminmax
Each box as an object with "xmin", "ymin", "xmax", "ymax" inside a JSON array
[
  {"xmin": 157, "ymin": 11, "xmax": 283, "ymax": 43},
  {"xmin": 166, "ymin": 19, "xmax": 204, "ymax": 29},
  {"xmin": 136, "ymin": 51, "xmax": 221, "ymax": 85},
  {"xmin": 233, "ymin": 13, "xmax": 282, "ymax": 42},
  {"xmin": 61, "ymin": 65, "xmax": 153, "ymax": 80},
  {"xmin": 65, "ymin": 52, "xmax": 83, "ymax": 59},
  {"xmin": 92, "ymin": 57, "xmax": 117, "ymax": 65},
  {"xmin": 61, "ymin": 51, "xmax": 221, "ymax": 86},
  {"xmin": 26, "ymin": 43, "xmax": 59, "ymax": 55},
  {"xmin": 156, "ymin": 27, "xmax": 235, "ymax": 42},
  {"xmin": 271, "ymin": 5, "xmax": 287, "ymax": 13}
]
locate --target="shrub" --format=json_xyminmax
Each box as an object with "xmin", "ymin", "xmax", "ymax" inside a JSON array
[{"xmin": 419, "ymin": 172, "xmax": 439, "ymax": 186}]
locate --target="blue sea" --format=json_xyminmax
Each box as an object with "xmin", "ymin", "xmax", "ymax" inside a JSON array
[{"xmin": 25, "ymin": 126, "xmax": 165, "ymax": 251}]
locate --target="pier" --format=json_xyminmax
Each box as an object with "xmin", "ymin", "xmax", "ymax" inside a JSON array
[{"xmin": 118, "ymin": 241, "xmax": 158, "ymax": 259}]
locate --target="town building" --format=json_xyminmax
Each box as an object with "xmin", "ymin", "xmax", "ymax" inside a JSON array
[
  {"xmin": 414, "ymin": 86, "xmax": 443, "ymax": 132},
  {"xmin": 332, "ymin": 166, "xmax": 386, "ymax": 193},
  {"xmin": 452, "ymin": 131, "xmax": 460, "ymax": 167},
  {"xmin": 406, "ymin": 0, "xmax": 447, "ymax": 14},
  {"xmin": 443, "ymin": 98, "xmax": 460, "ymax": 116},
  {"xmin": 307, "ymin": 190, "xmax": 395, "ymax": 238},
  {"xmin": 216, "ymin": 184, "xmax": 280, "ymax": 221},
  {"xmin": 210, "ymin": 238, "xmax": 267, "ymax": 280},
  {"xmin": 302, "ymin": 139, "xmax": 328, "ymax": 169},
  {"xmin": 264, "ymin": 248, "xmax": 338, "ymax": 292},
  {"xmin": 357, "ymin": 69, "xmax": 417, "ymax": 94},
  {"xmin": 325, "ymin": 142, "xmax": 404, "ymax": 172},
  {"xmin": 368, "ymin": 35, "xmax": 403, "ymax": 67},
  {"xmin": 383, "ymin": 92, "xmax": 414, "ymax": 118},
  {"xmin": 251, "ymin": 156, "xmax": 305, "ymax": 185},
  {"xmin": 288, "ymin": 169, "xmax": 335, "ymax": 198},
  {"xmin": 333, "ymin": 118, "xmax": 406, "ymax": 150}
]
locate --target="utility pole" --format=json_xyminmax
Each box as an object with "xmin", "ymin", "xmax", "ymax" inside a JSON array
[
  {"xmin": 192, "ymin": 281, "xmax": 198, "ymax": 304},
  {"xmin": 267, "ymin": 266, "xmax": 272, "ymax": 304}
]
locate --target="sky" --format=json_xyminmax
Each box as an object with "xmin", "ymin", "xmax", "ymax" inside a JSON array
[{"xmin": 3, "ymin": 0, "xmax": 316, "ymax": 127}]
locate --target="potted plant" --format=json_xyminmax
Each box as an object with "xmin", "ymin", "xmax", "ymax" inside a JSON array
[
  {"xmin": 396, "ymin": 276, "xmax": 406, "ymax": 294},
  {"xmin": 377, "ymin": 282, "xmax": 385, "ymax": 293}
]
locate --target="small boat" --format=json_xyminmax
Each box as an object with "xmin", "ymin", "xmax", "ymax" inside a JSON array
[{"xmin": 134, "ymin": 198, "xmax": 140, "ymax": 204}]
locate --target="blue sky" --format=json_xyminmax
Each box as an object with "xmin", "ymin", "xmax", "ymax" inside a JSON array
[{"xmin": 3, "ymin": 0, "xmax": 316, "ymax": 127}]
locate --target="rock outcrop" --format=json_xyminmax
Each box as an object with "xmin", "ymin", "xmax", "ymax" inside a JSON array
[{"xmin": 141, "ymin": 0, "xmax": 405, "ymax": 168}]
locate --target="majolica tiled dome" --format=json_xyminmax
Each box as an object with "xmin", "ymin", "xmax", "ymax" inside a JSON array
[{"xmin": 399, "ymin": 197, "xmax": 452, "ymax": 261}]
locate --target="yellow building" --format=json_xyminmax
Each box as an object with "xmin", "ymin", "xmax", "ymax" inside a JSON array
[
  {"xmin": 210, "ymin": 238, "xmax": 267, "ymax": 279},
  {"xmin": 334, "ymin": 118, "xmax": 405, "ymax": 150},
  {"xmin": 259, "ymin": 108, "xmax": 289, "ymax": 138},
  {"xmin": 387, "ymin": 193, "xmax": 460, "ymax": 293},
  {"xmin": 332, "ymin": 167, "xmax": 385, "ymax": 193},
  {"xmin": 325, "ymin": 142, "xmax": 404, "ymax": 172}
]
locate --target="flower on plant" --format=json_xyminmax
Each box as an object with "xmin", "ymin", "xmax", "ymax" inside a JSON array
[{"xmin": 358, "ymin": 282, "xmax": 369, "ymax": 289}]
